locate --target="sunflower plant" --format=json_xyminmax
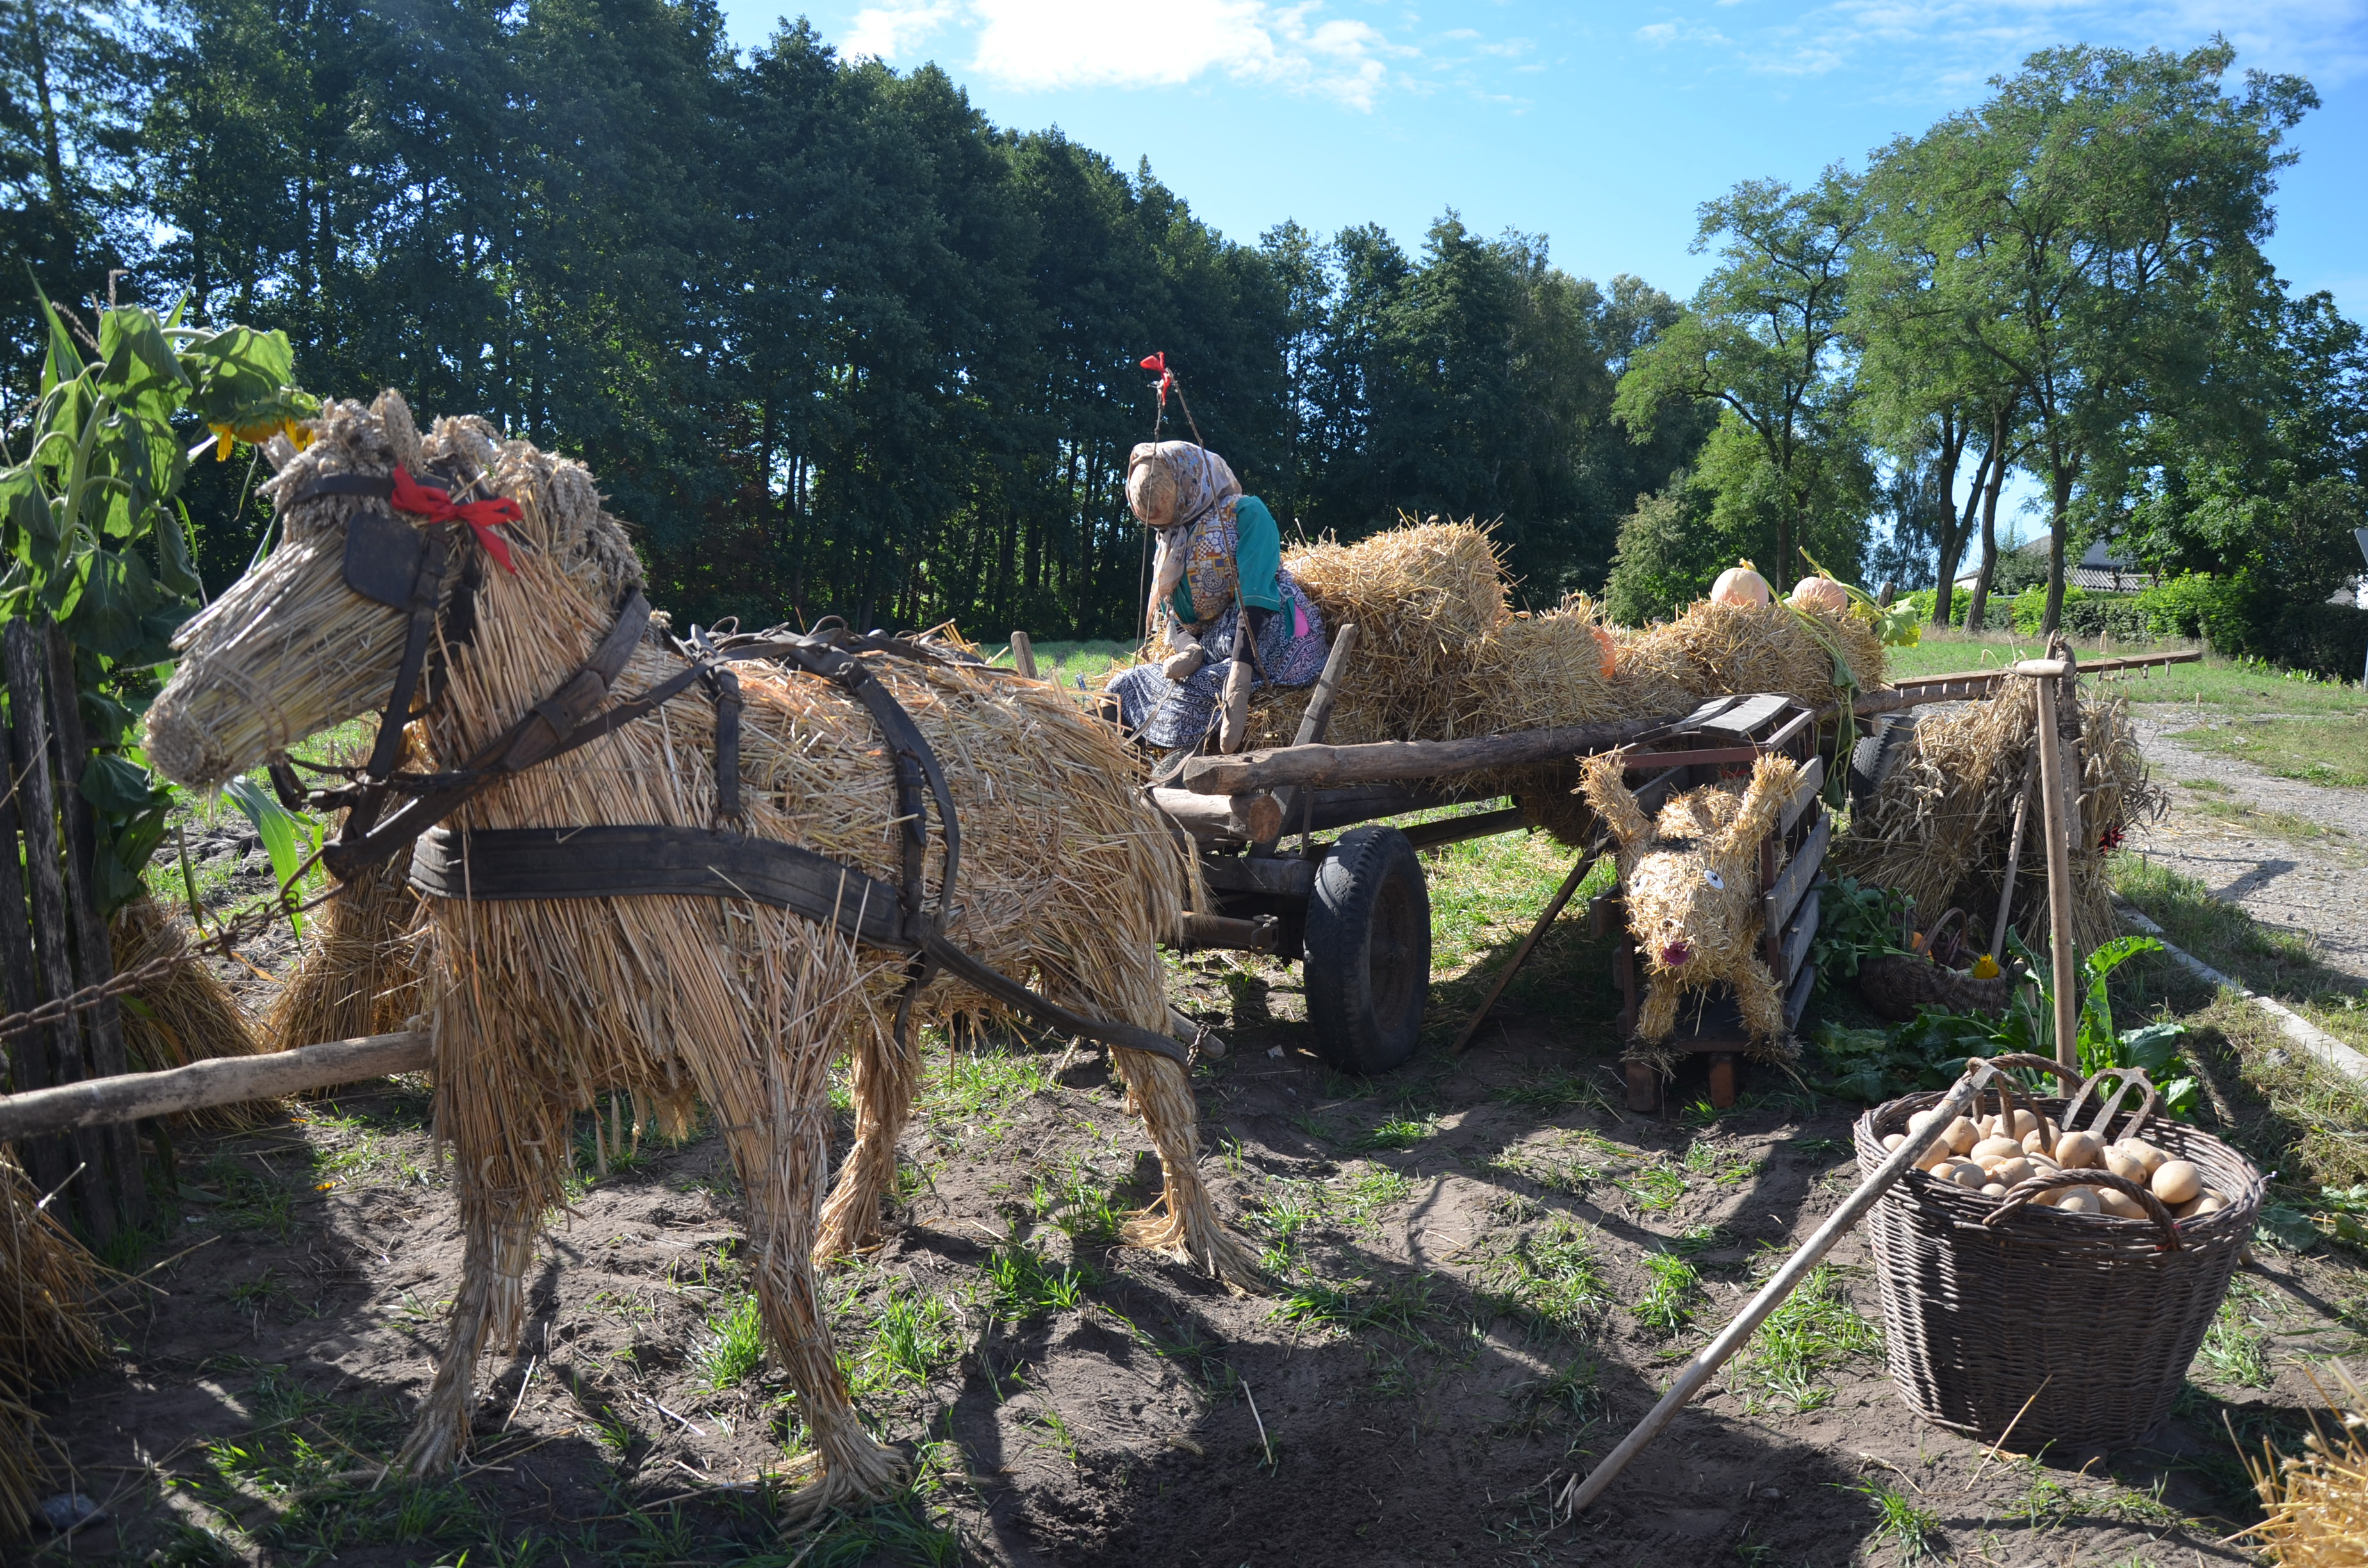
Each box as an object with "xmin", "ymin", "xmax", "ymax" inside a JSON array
[{"xmin": 0, "ymin": 294, "xmax": 316, "ymax": 911}]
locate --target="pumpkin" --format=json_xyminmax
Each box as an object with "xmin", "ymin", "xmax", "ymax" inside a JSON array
[
  {"xmin": 1788, "ymin": 576, "xmax": 1848, "ymax": 614},
  {"xmin": 1710, "ymin": 563, "xmax": 1771, "ymax": 608}
]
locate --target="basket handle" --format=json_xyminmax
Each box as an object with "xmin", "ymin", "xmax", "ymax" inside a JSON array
[
  {"xmin": 2061, "ymin": 1066, "xmax": 2160, "ymax": 1144},
  {"xmin": 1985, "ymin": 1168, "xmax": 2183, "ymax": 1252}
]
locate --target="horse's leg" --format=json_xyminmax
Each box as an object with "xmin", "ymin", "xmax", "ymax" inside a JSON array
[
  {"xmin": 718, "ymin": 1090, "xmax": 907, "ymax": 1515},
  {"xmin": 812, "ymin": 1011, "xmax": 919, "ymax": 1266},
  {"xmin": 1109, "ymin": 1045, "xmax": 1263, "ymax": 1291},
  {"xmin": 1636, "ymin": 972, "xmax": 1679, "ymax": 1043},
  {"xmin": 395, "ymin": 1142, "xmax": 547, "ymax": 1473}
]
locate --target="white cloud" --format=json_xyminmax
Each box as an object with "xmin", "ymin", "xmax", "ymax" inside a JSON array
[
  {"xmin": 1647, "ymin": 0, "xmax": 2368, "ymax": 84},
  {"xmin": 843, "ymin": 1, "xmax": 1415, "ymax": 109},
  {"xmin": 844, "ymin": 1, "xmax": 957, "ymax": 61}
]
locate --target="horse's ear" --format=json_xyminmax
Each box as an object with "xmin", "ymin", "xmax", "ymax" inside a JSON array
[{"xmin": 1580, "ymin": 750, "xmax": 1651, "ymax": 849}]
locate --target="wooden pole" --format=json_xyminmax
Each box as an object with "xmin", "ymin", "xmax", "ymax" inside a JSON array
[
  {"xmin": 1148, "ymin": 787, "xmax": 1285, "ymax": 842},
  {"xmin": 2024, "ymin": 661, "xmax": 2080, "ymax": 1070},
  {"xmin": 1562, "ymin": 1061, "xmax": 2000, "ymax": 1516},
  {"xmin": 1450, "ymin": 849, "xmax": 1599, "ymax": 1056},
  {"xmin": 1008, "ymin": 632, "xmax": 1038, "ymax": 681},
  {"xmin": 0, "ymin": 1030, "xmax": 432, "ymax": 1143},
  {"xmin": 1181, "ymin": 713, "xmax": 1672, "ymax": 796},
  {"xmin": 1987, "ymin": 759, "xmax": 2037, "ymax": 963},
  {"xmin": 1262, "ymin": 623, "xmax": 1358, "ymax": 855}
]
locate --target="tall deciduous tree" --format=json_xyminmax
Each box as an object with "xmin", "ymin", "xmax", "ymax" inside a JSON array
[
  {"xmin": 1895, "ymin": 40, "xmax": 2314, "ymax": 632},
  {"xmin": 1615, "ymin": 168, "xmax": 1869, "ymax": 592}
]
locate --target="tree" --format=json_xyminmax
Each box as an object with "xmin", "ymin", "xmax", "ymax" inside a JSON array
[
  {"xmin": 1615, "ymin": 168, "xmax": 1868, "ymax": 592},
  {"xmin": 1894, "ymin": 40, "xmax": 2315, "ymax": 632}
]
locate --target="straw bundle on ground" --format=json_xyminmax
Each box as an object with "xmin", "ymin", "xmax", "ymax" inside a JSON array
[
  {"xmin": 1830, "ymin": 676, "xmax": 2164, "ymax": 956},
  {"xmin": 147, "ymin": 390, "xmax": 1244, "ymax": 1512},
  {"xmin": 109, "ymin": 894, "xmax": 264, "ymax": 1127},
  {"xmin": 1245, "ymin": 516, "xmax": 1509, "ymax": 747},
  {"xmin": 0, "ymin": 1151, "xmax": 101, "ymax": 1539},
  {"xmin": 2248, "ymin": 1361, "xmax": 2368, "ymax": 1566},
  {"xmin": 1622, "ymin": 598, "xmax": 1886, "ymax": 710}
]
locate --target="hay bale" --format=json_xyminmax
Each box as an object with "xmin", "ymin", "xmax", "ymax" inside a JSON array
[
  {"xmin": 1624, "ymin": 598, "xmax": 1885, "ymax": 710},
  {"xmin": 1830, "ymin": 677, "xmax": 2164, "ymax": 956},
  {"xmin": 0, "ymin": 1152, "xmax": 101, "ymax": 1539},
  {"xmin": 2248, "ymin": 1361, "xmax": 2368, "ymax": 1565},
  {"xmin": 1270, "ymin": 516, "xmax": 1509, "ymax": 743},
  {"xmin": 110, "ymin": 894, "xmax": 265, "ymax": 1128}
]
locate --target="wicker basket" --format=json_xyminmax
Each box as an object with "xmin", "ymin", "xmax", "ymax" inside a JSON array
[{"xmin": 1854, "ymin": 1058, "xmax": 2264, "ymax": 1451}]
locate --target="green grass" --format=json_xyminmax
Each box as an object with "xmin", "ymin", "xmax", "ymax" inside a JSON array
[
  {"xmin": 1633, "ymin": 1252, "xmax": 1702, "ymax": 1337},
  {"xmin": 1272, "ymin": 1274, "xmax": 1445, "ymax": 1345},
  {"xmin": 848, "ymin": 1284, "xmax": 959, "ymax": 1399},
  {"xmin": 923, "ymin": 1043, "xmax": 1057, "ymax": 1129},
  {"xmin": 696, "ymin": 1289, "xmax": 768, "ymax": 1391},
  {"xmin": 1840, "ymin": 1476, "xmax": 1942, "ymax": 1562},
  {"xmin": 1733, "ymin": 1265, "xmax": 1882, "ymax": 1414},
  {"xmin": 2185, "ymin": 796, "xmax": 2362, "ymax": 858},
  {"xmin": 1492, "ymin": 1070, "xmax": 1614, "ymax": 1115},
  {"xmin": 1614, "ymin": 1164, "xmax": 1688, "ymax": 1216},
  {"xmin": 1347, "ymin": 1115, "xmax": 1435, "ymax": 1152},
  {"xmin": 1032, "ymin": 1157, "xmax": 1129, "ymax": 1246},
  {"xmin": 2194, "ymin": 1294, "xmax": 2274, "ymax": 1389},
  {"xmin": 1488, "ymin": 1216, "xmax": 1607, "ymax": 1335},
  {"xmin": 985, "ymin": 1239, "xmax": 1091, "ymax": 1321},
  {"xmin": 2172, "ymin": 714, "xmax": 2368, "ymax": 787}
]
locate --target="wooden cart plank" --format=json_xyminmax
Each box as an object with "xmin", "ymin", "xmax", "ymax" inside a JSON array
[{"xmin": 1763, "ymin": 810, "xmax": 1830, "ymax": 938}]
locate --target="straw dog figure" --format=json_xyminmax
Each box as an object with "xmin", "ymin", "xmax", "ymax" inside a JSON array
[
  {"xmin": 145, "ymin": 391, "xmax": 1257, "ymax": 1514},
  {"xmin": 1581, "ymin": 749, "xmax": 1802, "ymax": 1049}
]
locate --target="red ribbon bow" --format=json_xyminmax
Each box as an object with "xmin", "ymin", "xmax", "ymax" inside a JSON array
[
  {"xmin": 389, "ymin": 466, "xmax": 523, "ymax": 575},
  {"xmin": 1139, "ymin": 351, "xmax": 1175, "ymax": 405}
]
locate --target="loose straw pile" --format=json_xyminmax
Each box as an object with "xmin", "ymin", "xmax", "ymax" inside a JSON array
[
  {"xmin": 0, "ymin": 1153, "xmax": 101, "ymax": 1539},
  {"xmin": 2248, "ymin": 1361, "xmax": 2368, "ymax": 1565}
]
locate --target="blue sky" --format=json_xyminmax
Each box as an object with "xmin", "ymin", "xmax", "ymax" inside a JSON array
[{"xmin": 712, "ymin": 0, "xmax": 2368, "ymax": 322}]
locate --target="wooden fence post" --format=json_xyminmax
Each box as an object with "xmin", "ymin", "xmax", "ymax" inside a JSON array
[{"xmin": 1, "ymin": 619, "xmax": 149, "ymax": 1241}]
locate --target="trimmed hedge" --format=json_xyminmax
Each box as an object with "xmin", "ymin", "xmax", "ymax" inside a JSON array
[{"xmin": 1985, "ymin": 572, "xmax": 2367, "ymax": 680}]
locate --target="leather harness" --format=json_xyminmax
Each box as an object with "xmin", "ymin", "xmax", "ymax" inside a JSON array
[{"xmin": 276, "ymin": 468, "xmax": 1193, "ymax": 1068}]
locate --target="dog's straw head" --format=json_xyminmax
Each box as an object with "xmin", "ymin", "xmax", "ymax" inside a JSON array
[{"xmin": 145, "ymin": 391, "xmax": 642, "ymax": 790}]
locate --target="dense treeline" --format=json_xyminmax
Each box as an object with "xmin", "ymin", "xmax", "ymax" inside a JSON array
[
  {"xmin": 4, "ymin": 8, "xmax": 2361, "ymax": 649},
  {"xmin": 0, "ymin": 0, "xmax": 1702, "ymax": 637}
]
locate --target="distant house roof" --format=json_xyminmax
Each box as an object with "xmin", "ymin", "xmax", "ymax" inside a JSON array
[{"xmin": 1953, "ymin": 536, "xmax": 2154, "ymax": 594}]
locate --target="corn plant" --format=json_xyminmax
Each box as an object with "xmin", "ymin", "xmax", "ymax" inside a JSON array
[{"xmin": 0, "ymin": 294, "xmax": 314, "ymax": 911}]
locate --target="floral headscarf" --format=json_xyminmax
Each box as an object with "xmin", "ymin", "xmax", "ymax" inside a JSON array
[{"xmin": 1132, "ymin": 441, "xmax": 1242, "ymax": 635}]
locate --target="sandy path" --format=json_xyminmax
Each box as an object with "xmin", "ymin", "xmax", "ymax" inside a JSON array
[{"xmin": 2127, "ymin": 714, "xmax": 2368, "ymax": 986}]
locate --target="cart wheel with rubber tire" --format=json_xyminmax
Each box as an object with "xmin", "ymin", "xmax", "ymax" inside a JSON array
[
  {"xmin": 1304, "ymin": 825, "xmax": 1431, "ymax": 1074},
  {"xmin": 1848, "ymin": 711, "xmax": 1921, "ymax": 812}
]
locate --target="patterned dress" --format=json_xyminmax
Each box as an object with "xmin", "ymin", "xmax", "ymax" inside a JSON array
[{"xmin": 1108, "ymin": 494, "xmax": 1329, "ymax": 747}]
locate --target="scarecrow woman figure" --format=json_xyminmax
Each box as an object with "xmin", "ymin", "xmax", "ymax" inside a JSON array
[{"xmin": 1106, "ymin": 441, "xmax": 1330, "ymax": 751}]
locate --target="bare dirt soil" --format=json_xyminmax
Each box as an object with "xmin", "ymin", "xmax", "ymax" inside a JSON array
[{"xmin": 17, "ymin": 905, "xmax": 2361, "ymax": 1567}]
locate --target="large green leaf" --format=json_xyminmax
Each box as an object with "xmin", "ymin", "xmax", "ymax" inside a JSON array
[
  {"xmin": 155, "ymin": 500, "xmax": 203, "ymax": 598},
  {"xmin": 37, "ymin": 293, "xmax": 84, "ymax": 397},
  {"xmin": 63, "ymin": 546, "xmax": 161, "ymax": 658},
  {"xmin": 79, "ymin": 751, "xmax": 158, "ymax": 814},
  {"xmin": 97, "ymin": 307, "xmax": 190, "ymax": 411},
  {"xmin": 224, "ymin": 774, "xmax": 309, "ymax": 935}
]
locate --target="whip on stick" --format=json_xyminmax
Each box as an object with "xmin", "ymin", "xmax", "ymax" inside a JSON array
[{"xmin": 1559, "ymin": 1058, "xmax": 2005, "ymax": 1516}]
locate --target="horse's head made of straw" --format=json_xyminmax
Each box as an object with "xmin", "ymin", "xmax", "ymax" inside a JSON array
[{"xmin": 147, "ymin": 390, "xmax": 643, "ymax": 792}]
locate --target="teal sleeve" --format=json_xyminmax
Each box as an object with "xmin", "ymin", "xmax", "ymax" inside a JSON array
[
  {"xmin": 1232, "ymin": 496, "xmax": 1283, "ymax": 612},
  {"xmin": 1169, "ymin": 576, "xmax": 1196, "ymax": 627}
]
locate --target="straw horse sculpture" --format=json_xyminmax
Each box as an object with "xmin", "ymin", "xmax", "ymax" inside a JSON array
[
  {"xmin": 145, "ymin": 391, "xmax": 1257, "ymax": 1512},
  {"xmin": 1581, "ymin": 749, "xmax": 1803, "ymax": 1051}
]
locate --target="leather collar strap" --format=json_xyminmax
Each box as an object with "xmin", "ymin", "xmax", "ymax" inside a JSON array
[{"xmin": 320, "ymin": 587, "xmax": 655, "ymax": 880}]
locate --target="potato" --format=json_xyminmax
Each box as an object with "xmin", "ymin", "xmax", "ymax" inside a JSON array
[
  {"xmin": 2151, "ymin": 1159, "xmax": 2202, "ymax": 1207},
  {"xmin": 1915, "ymin": 1147, "xmax": 1952, "ymax": 1173},
  {"xmin": 2054, "ymin": 1131, "xmax": 2105, "ymax": 1170},
  {"xmin": 2112, "ymin": 1141, "xmax": 2169, "ymax": 1179},
  {"xmin": 1944, "ymin": 1116, "xmax": 1978, "ymax": 1155},
  {"xmin": 1982, "ymin": 1183, "xmax": 2008, "ymax": 1197},
  {"xmin": 2021, "ymin": 1129, "xmax": 2053, "ymax": 1155},
  {"xmin": 2121, "ymin": 1139, "xmax": 2168, "ymax": 1177},
  {"xmin": 1988, "ymin": 1156, "xmax": 2035, "ymax": 1188},
  {"xmin": 1883, "ymin": 1133, "xmax": 1907, "ymax": 1152},
  {"xmin": 1972, "ymin": 1136, "xmax": 2025, "ymax": 1164},
  {"xmin": 2055, "ymin": 1188, "xmax": 2100, "ymax": 1214},
  {"xmin": 2193, "ymin": 1191, "xmax": 2228, "ymax": 1216},
  {"xmin": 1946, "ymin": 1163, "xmax": 1987, "ymax": 1191},
  {"xmin": 2027, "ymin": 1152, "xmax": 2062, "ymax": 1173},
  {"xmin": 2097, "ymin": 1188, "xmax": 2148, "ymax": 1220},
  {"xmin": 1908, "ymin": 1109, "xmax": 1942, "ymax": 1135},
  {"xmin": 2009, "ymin": 1109, "xmax": 2040, "ymax": 1140}
]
